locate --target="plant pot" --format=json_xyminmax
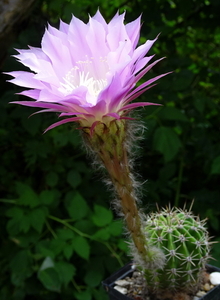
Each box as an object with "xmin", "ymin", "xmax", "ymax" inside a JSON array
[{"xmin": 102, "ymin": 262, "xmax": 220, "ymax": 300}]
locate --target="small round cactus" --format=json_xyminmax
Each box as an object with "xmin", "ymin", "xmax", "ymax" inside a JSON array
[{"xmin": 143, "ymin": 206, "xmax": 211, "ymax": 299}]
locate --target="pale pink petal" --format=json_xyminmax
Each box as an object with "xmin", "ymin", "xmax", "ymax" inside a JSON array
[
  {"xmin": 124, "ymin": 84, "xmax": 157, "ymax": 103},
  {"xmin": 107, "ymin": 12, "xmax": 128, "ymax": 51},
  {"xmin": 134, "ymin": 57, "xmax": 165, "ymax": 83},
  {"xmin": 41, "ymin": 30, "xmax": 72, "ymax": 76},
  {"xmin": 68, "ymin": 15, "xmax": 90, "ymax": 53},
  {"xmin": 133, "ymin": 55, "xmax": 155, "ymax": 74},
  {"xmin": 59, "ymin": 20, "xmax": 69, "ymax": 33},
  {"xmin": 18, "ymin": 89, "xmax": 40, "ymax": 99},
  {"xmin": 132, "ymin": 37, "xmax": 158, "ymax": 63},
  {"xmin": 92, "ymin": 9, "xmax": 108, "ymax": 30},
  {"xmin": 126, "ymin": 72, "xmax": 171, "ymax": 100},
  {"xmin": 7, "ymin": 71, "xmax": 46, "ymax": 89},
  {"xmin": 119, "ymin": 102, "xmax": 160, "ymax": 112},
  {"xmin": 10, "ymin": 101, "xmax": 71, "ymax": 111},
  {"xmin": 44, "ymin": 117, "xmax": 85, "ymax": 132},
  {"xmin": 125, "ymin": 16, "xmax": 141, "ymax": 48},
  {"xmin": 86, "ymin": 17, "xmax": 108, "ymax": 57}
]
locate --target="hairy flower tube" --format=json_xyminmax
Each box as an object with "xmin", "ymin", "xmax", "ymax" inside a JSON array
[{"xmin": 7, "ymin": 11, "xmax": 170, "ymax": 269}]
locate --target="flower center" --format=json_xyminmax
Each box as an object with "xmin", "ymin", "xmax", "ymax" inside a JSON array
[{"xmin": 59, "ymin": 56, "xmax": 108, "ymax": 103}]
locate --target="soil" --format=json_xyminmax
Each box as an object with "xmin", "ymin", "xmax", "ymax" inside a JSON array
[{"xmin": 114, "ymin": 268, "xmax": 214, "ymax": 300}]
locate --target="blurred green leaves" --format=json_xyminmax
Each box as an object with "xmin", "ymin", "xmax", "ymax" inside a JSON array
[
  {"xmin": 65, "ymin": 192, "xmax": 89, "ymax": 220},
  {"xmin": 38, "ymin": 257, "xmax": 76, "ymax": 291},
  {"xmin": 211, "ymin": 156, "xmax": 220, "ymax": 175},
  {"xmin": 3, "ymin": 179, "xmax": 125, "ymax": 299},
  {"xmin": 153, "ymin": 126, "xmax": 182, "ymax": 162},
  {"xmin": 92, "ymin": 205, "xmax": 113, "ymax": 227},
  {"xmin": 72, "ymin": 236, "xmax": 90, "ymax": 260}
]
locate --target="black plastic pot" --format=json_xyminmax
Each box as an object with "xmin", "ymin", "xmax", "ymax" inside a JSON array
[{"xmin": 102, "ymin": 262, "xmax": 220, "ymax": 300}]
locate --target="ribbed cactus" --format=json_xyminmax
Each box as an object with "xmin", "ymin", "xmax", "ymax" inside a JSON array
[{"xmin": 142, "ymin": 207, "xmax": 211, "ymax": 299}]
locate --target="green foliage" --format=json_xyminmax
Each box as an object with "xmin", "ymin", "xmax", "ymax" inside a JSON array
[
  {"xmin": 92, "ymin": 205, "xmax": 113, "ymax": 227},
  {"xmin": 211, "ymin": 156, "xmax": 220, "ymax": 175},
  {"xmin": 65, "ymin": 192, "xmax": 90, "ymax": 220},
  {"xmin": 153, "ymin": 126, "xmax": 182, "ymax": 162},
  {"xmin": 1, "ymin": 0, "xmax": 220, "ymax": 299}
]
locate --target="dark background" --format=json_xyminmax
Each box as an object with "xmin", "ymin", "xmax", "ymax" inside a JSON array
[{"xmin": 0, "ymin": 0, "xmax": 220, "ymax": 299}]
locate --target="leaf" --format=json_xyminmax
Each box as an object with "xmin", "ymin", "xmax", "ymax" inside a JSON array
[
  {"xmin": 19, "ymin": 215, "xmax": 31, "ymax": 233},
  {"xmin": 153, "ymin": 126, "xmax": 182, "ymax": 162},
  {"xmin": 206, "ymin": 209, "xmax": 219, "ymax": 231},
  {"xmin": 211, "ymin": 156, "xmax": 220, "ymax": 174},
  {"xmin": 63, "ymin": 244, "xmax": 74, "ymax": 260},
  {"xmin": 55, "ymin": 261, "xmax": 76, "ymax": 286},
  {"xmin": 40, "ymin": 257, "xmax": 54, "ymax": 270},
  {"xmin": 92, "ymin": 228, "xmax": 110, "ymax": 241},
  {"xmin": 16, "ymin": 182, "xmax": 39, "ymax": 208},
  {"xmin": 15, "ymin": 231, "xmax": 40, "ymax": 248},
  {"xmin": 10, "ymin": 250, "xmax": 32, "ymax": 274},
  {"xmin": 159, "ymin": 163, "xmax": 176, "ymax": 180},
  {"xmin": 6, "ymin": 218, "xmax": 21, "ymax": 235},
  {"xmin": 67, "ymin": 170, "xmax": 82, "ymax": 188},
  {"xmin": 65, "ymin": 192, "xmax": 89, "ymax": 221},
  {"xmin": 50, "ymin": 239, "xmax": 66, "ymax": 256},
  {"xmin": 30, "ymin": 207, "xmax": 48, "ymax": 233},
  {"xmin": 74, "ymin": 289, "xmax": 92, "ymax": 300},
  {"xmin": 72, "ymin": 236, "xmax": 90, "ymax": 260},
  {"xmin": 46, "ymin": 172, "xmax": 58, "ymax": 187},
  {"xmin": 21, "ymin": 114, "xmax": 41, "ymax": 135},
  {"xmin": 117, "ymin": 239, "xmax": 129, "ymax": 252},
  {"xmin": 172, "ymin": 69, "xmax": 194, "ymax": 91},
  {"xmin": 39, "ymin": 190, "xmax": 55, "ymax": 205},
  {"xmin": 38, "ymin": 257, "xmax": 61, "ymax": 292},
  {"xmin": 10, "ymin": 250, "xmax": 33, "ymax": 286},
  {"xmin": 92, "ymin": 205, "xmax": 113, "ymax": 227},
  {"xmin": 92, "ymin": 287, "xmax": 109, "ymax": 300},
  {"xmin": 107, "ymin": 221, "xmax": 123, "ymax": 236},
  {"xmin": 84, "ymin": 258, "xmax": 104, "ymax": 287},
  {"xmin": 74, "ymin": 220, "xmax": 95, "ymax": 235},
  {"xmin": 56, "ymin": 228, "xmax": 75, "ymax": 240},
  {"xmin": 84, "ymin": 269, "xmax": 103, "ymax": 287},
  {"xmin": 194, "ymin": 96, "xmax": 206, "ymax": 113},
  {"xmin": 6, "ymin": 207, "xmax": 24, "ymax": 219},
  {"xmin": 36, "ymin": 241, "xmax": 55, "ymax": 259},
  {"xmin": 38, "ymin": 268, "xmax": 61, "ymax": 292},
  {"xmin": 6, "ymin": 207, "xmax": 31, "ymax": 233},
  {"xmin": 157, "ymin": 107, "xmax": 188, "ymax": 122},
  {"xmin": 52, "ymin": 131, "xmax": 69, "ymax": 147}
]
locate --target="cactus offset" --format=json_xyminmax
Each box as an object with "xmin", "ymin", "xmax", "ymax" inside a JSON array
[{"xmin": 141, "ymin": 207, "xmax": 211, "ymax": 299}]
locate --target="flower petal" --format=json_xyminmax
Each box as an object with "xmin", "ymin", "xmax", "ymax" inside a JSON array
[
  {"xmin": 44, "ymin": 117, "xmax": 84, "ymax": 132},
  {"xmin": 119, "ymin": 101, "xmax": 160, "ymax": 112}
]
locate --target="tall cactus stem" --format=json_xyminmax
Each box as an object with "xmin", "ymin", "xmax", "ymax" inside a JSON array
[{"xmin": 82, "ymin": 119, "xmax": 149, "ymax": 261}]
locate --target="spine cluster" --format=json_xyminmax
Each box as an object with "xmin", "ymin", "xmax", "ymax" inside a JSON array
[{"xmin": 142, "ymin": 207, "xmax": 211, "ymax": 299}]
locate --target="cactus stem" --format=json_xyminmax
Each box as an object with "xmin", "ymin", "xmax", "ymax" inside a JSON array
[{"xmin": 82, "ymin": 119, "xmax": 149, "ymax": 262}]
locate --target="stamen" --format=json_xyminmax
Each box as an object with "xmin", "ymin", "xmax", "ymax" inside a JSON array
[{"xmin": 58, "ymin": 56, "xmax": 108, "ymax": 102}]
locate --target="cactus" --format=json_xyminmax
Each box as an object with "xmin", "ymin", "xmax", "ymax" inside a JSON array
[
  {"xmin": 83, "ymin": 120, "xmax": 212, "ymax": 299},
  {"xmin": 140, "ymin": 206, "xmax": 211, "ymax": 299}
]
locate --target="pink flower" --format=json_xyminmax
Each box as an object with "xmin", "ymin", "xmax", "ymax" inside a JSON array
[{"xmin": 7, "ymin": 10, "xmax": 169, "ymax": 131}]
